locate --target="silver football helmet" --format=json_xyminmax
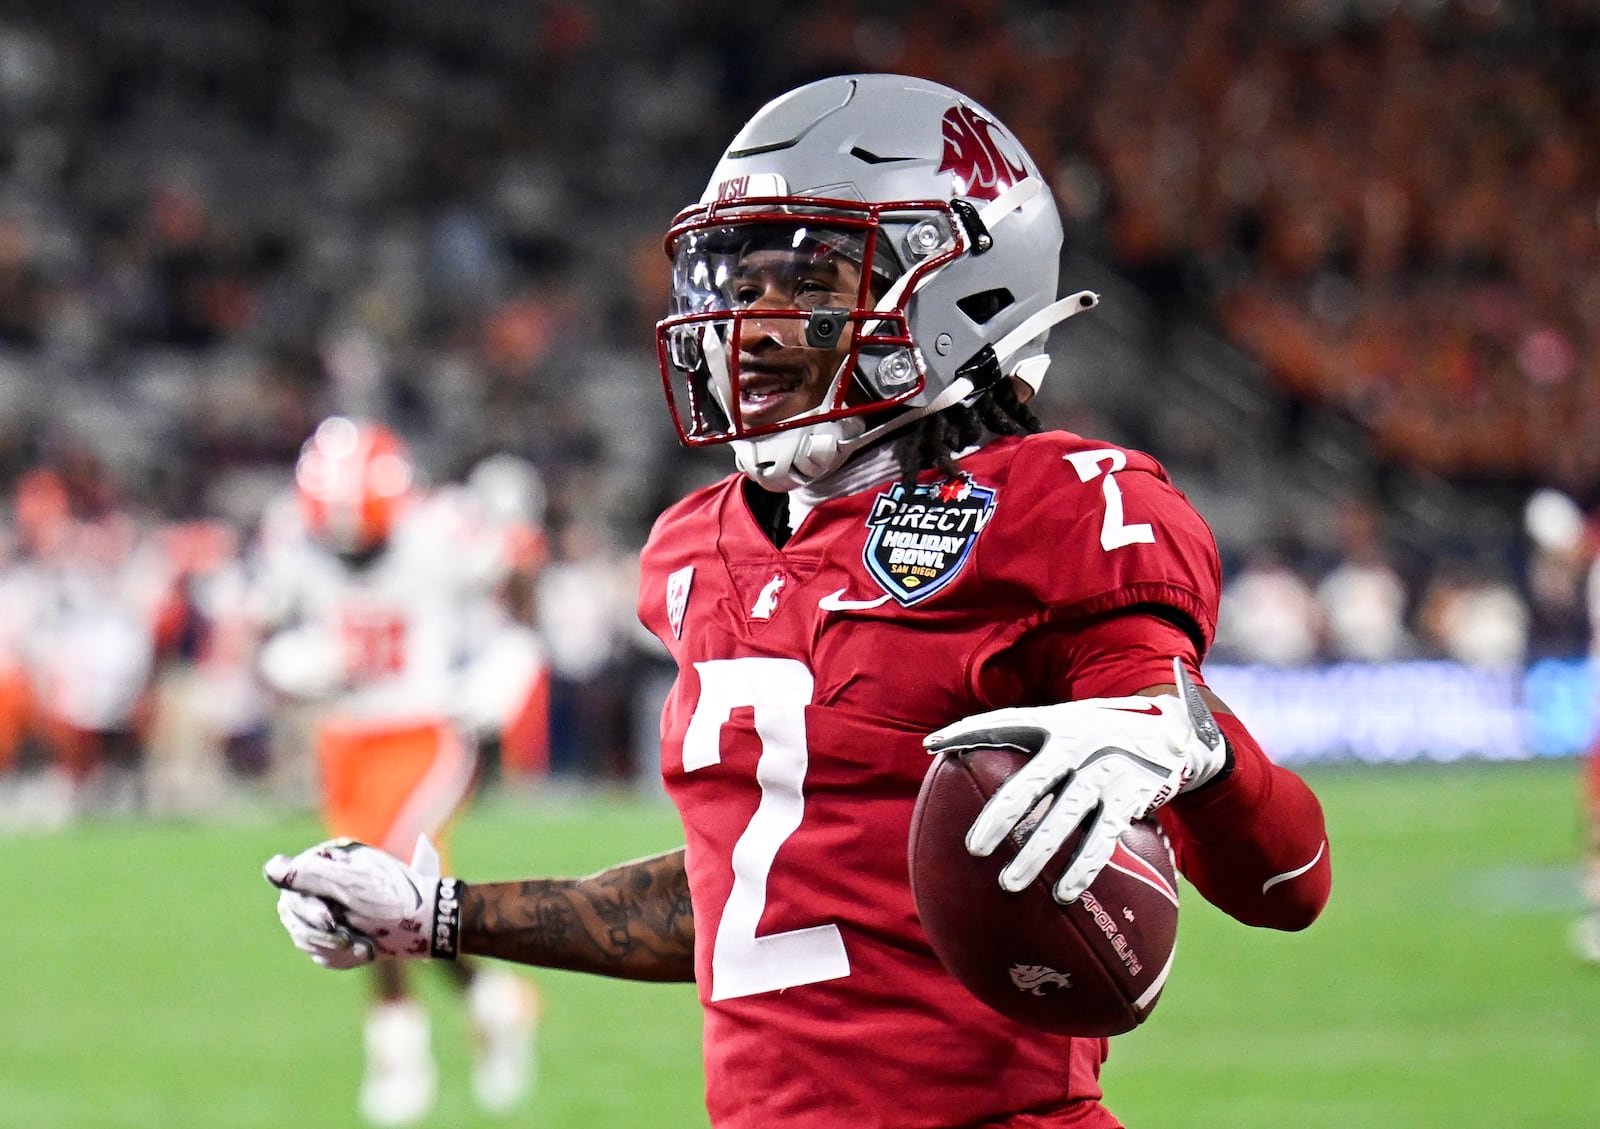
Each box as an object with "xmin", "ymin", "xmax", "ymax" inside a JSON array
[{"xmin": 656, "ymin": 73, "xmax": 1097, "ymax": 491}]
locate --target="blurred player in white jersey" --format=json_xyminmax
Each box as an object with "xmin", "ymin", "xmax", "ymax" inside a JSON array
[
  {"xmin": 252, "ymin": 416, "xmax": 544, "ymax": 1125},
  {"xmin": 15, "ymin": 465, "xmax": 181, "ymax": 820}
]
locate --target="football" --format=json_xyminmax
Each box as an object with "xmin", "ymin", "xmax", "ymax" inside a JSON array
[{"xmin": 908, "ymin": 745, "xmax": 1180, "ymax": 1037}]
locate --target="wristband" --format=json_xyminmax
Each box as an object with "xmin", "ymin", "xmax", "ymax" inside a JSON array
[
  {"xmin": 431, "ymin": 877, "xmax": 465, "ymax": 959},
  {"xmin": 1183, "ymin": 712, "xmax": 1242, "ymax": 795}
]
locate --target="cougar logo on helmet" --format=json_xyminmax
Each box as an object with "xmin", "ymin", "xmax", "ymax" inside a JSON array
[{"xmin": 938, "ymin": 105, "xmax": 1029, "ymax": 202}]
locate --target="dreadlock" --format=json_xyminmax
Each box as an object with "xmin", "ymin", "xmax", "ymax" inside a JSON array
[{"xmin": 892, "ymin": 367, "xmax": 1042, "ymax": 489}]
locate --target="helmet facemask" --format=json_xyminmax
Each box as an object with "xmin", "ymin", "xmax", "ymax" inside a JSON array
[{"xmin": 657, "ymin": 203, "xmax": 961, "ymax": 454}]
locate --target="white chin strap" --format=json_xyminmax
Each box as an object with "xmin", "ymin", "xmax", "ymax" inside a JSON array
[
  {"xmin": 734, "ymin": 416, "xmax": 865, "ymax": 492},
  {"xmin": 992, "ymin": 289, "xmax": 1101, "ymax": 396}
]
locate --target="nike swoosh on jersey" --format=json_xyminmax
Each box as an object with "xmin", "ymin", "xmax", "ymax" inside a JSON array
[
  {"xmin": 817, "ymin": 588, "xmax": 892, "ymax": 611},
  {"xmin": 1261, "ymin": 840, "xmax": 1327, "ymax": 894},
  {"xmin": 1110, "ymin": 702, "xmax": 1164, "ymax": 716}
]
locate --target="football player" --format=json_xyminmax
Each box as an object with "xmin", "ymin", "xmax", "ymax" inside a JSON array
[
  {"xmin": 266, "ymin": 76, "xmax": 1332, "ymax": 1128},
  {"xmin": 252, "ymin": 417, "xmax": 544, "ymax": 1126}
]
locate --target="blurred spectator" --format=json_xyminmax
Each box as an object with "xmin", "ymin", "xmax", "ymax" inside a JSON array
[
  {"xmin": 1214, "ymin": 543, "xmax": 1322, "ymax": 666},
  {"xmin": 1523, "ymin": 487, "xmax": 1595, "ymax": 657},
  {"xmin": 1314, "ymin": 496, "xmax": 1412, "ymax": 662},
  {"xmin": 1574, "ymin": 505, "xmax": 1600, "ymax": 961},
  {"xmin": 459, "ymin": 452, "xmax": 553, "ymax": 783},
  {"xmin": 536, "ymin": 519, "xmax": 640, "ymax": 781},
  {"xmin": 0, "ymin": 0, "xmax": 1594, "ymax": 551},
  {"xmin": 1416, "ymin": 561, "xmax": 1531, "ymax": 670},
  {"xmin": 1081, "ymin": 4, "xmax": 1600, "ymax": 496},
  {"xmin": 140, "ymin": 518, "xmax": 267, "ymax": 818},
  {"xmin": 5, "ymin": 463, "xmax": 173, "ymax": 821}
]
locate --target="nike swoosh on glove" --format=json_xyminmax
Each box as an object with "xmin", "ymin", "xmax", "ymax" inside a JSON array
[{"xmin": 924, "ymin": 657, "xmax": 1229, "ymax": 903}]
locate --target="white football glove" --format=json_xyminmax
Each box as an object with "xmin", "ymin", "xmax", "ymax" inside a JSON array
[
  {"xmin": 263, "ymin": 834, "xmax": 465, "ymax": 967},
  {"xmin": 923, "ymin": 658, "xmax": 1229, "ymax": 904},
  {"xmin": 274, "ymin": 886, "xmax": 375, "ymax": 970}
]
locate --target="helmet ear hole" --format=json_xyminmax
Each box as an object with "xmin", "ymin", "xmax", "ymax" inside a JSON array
[{"xmin": 956, "ymin": 288, "xmax": 1015, "ymax": 326}]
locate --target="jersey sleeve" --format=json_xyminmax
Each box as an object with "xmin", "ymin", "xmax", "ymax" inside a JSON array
[{"xmin": 974, "ymin": 436, "xmax": 1223, "ymax": 654}]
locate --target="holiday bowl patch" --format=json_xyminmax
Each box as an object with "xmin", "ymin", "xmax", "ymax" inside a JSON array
[{"xmin": 864, "ymin": 473, "xmax": 996, "ymax": 605}]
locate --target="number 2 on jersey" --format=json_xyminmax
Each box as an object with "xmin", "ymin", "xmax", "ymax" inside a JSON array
[
  {"xmin": 682, "ymin": 657, "xmax": 850, "ymax": 1001},
  {"xmin": 1064, "ymin": 448, "xmax": 1156, "ymax": 551}
]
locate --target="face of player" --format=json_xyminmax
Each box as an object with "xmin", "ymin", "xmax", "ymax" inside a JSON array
[{"xmin": 728, "ymin": 247, "xmax": 865, "ymax": 429}]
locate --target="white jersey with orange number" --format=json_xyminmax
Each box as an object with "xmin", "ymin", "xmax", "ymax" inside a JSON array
[{"xmin": 251, "ymin": 488, "xmax": 522, "ymax": 727}]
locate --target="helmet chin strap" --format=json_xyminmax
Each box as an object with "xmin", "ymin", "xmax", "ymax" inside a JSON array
[
  {"xmin": 735, "ymin": 367, "xmax": 972, "ymax": 492},
  {"xmin": 733, "ymin": 351, "xmax": 867, "ymax": 491},
  {"xmin": 992, "ymin": 289, "xmax": 1100, "ymax": 396},
  {"xmin": 734, "ymin": 415, "xmax": 865, "ymax": 492}
]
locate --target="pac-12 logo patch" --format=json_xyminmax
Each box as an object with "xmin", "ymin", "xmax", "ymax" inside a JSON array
[
  {"xmin": 863, "ymin": 472, "xmax": 996, "ymax": 606},
  {"xmin": 665, "ymin": 565, "xmax": 693, "ymax": 639}
]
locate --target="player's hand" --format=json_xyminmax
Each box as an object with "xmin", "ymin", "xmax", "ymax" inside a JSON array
[
  {"xmin": 924, "ymin": 658, "xmax": 1229, "ymax": 904},
  {"xmin": 257, "ymin": 627, "xmax": 346, "ymax": 699},
  {"xmin": 263, "ymin": 834, "xmax": 463, "ymax": 965},
  {"xmin": 274, "ymin": 886, "xmax": 376, "ymax": 969}
]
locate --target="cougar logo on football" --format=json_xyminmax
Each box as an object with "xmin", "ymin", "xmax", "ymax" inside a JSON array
[{"xmin": 1008, "ymin": 963, "xmax": 1072, "ymax": 997}]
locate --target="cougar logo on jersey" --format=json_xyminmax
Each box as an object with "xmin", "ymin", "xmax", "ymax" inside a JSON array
[
  {"xmin": 750, "ymin": 573, "xmax": 786, "ymax": 620},
  {"xmin": 863, "ymin": 473, "xmax": 995, "ymax": 606},
  {"xmin": 1009, "ymin": 963, "xmax": 1072, "ymax": 996},
  {"xmin": 938, "ymin": 105, "xmax": 1028, "ymax": 202},
  {"xmin": 666, "ymin": 566, "xmax": 694, "ymax": 639}
]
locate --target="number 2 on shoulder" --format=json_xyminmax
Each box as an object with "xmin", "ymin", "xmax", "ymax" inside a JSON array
[
  {"xmin": 1064, "ymin": 448, "xmax": 1156, "ymax": 551},
  {"xmin": 682, "ymin": 657, "xmax": 849, "ymax": 1001}
]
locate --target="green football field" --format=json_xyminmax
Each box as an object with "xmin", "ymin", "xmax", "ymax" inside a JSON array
[{"xmin": 3, "ymin": 758, "xmax": 1595, "ymax": 1129}]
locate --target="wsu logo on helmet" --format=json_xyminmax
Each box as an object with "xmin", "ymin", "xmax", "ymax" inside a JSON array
[{"xmin": 938, "ymin": 105, "xmax": 1029, "ymax": 201}]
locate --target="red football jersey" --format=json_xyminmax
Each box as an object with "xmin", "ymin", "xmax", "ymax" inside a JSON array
[{"xmin": 637, "ymin": 432, "xmax": 1222, "ymax": 1129}]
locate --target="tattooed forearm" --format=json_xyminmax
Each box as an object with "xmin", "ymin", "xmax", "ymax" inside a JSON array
[{"xmin": 459, "ymin": 849, "xmax": 696, "ymax": 982}]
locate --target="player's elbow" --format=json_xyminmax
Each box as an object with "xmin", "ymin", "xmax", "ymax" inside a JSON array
[
  {"xmin": 1227, "ymin": 895, "xmax": 1324, "ymax": 932},
  {"xmin": 1210, "ymin": 859, "xmax": 1331, "ymax": 932},
  {"xmin": 1266, "ymin": 894, "xmax": 1326, "ymax": 932},
  {"xmin": 1253, "ymin": 869, "xmax": 1331, "ymax": 932}
]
